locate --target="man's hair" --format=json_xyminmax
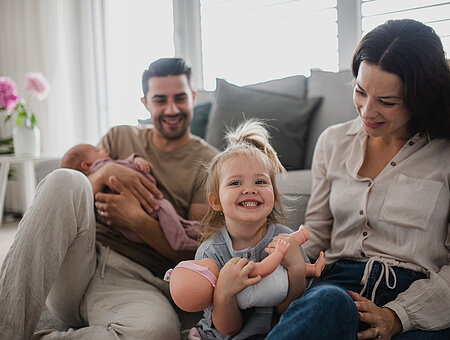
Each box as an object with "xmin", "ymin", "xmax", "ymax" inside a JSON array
[
  {"xmin": 141, "ymin": 57, "xmax": 193, "ymax": 97},
  {"xmin": 352, "ymin": 19, "xmax": 450, "ymax": 140}
]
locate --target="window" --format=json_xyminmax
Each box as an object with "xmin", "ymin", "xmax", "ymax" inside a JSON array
[
  {"xmin": 361, "ymin": 0, "xmax": 450, "ymax": 56},
  {"xmin": 104, "ymin": 0, "xmax": 174, "ymax": 127},
  {"xmin": 200, "ymin": 0, "xmax": 338, "ymax": 89}
]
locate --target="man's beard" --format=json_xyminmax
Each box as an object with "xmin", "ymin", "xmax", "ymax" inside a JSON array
[{"xmin": 155, "ymin": 113, "xmax": 189, "ymax": 140}]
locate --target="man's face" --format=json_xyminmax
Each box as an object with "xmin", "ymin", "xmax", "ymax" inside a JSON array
[{"xmin": 141, "ymin": 75, "xmax": 196, "ymax": 141}]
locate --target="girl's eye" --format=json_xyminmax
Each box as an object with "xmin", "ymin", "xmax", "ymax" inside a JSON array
[
  {"xmin": 256, "ymin": 180, "xmax": 267, "ymax": 185},
  {"xmin": 229, "ymin": 181, "xmax": 240, "ymax": 186}
]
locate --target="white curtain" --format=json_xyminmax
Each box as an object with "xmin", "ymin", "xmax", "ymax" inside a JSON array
[{"xmin": 0, "ymin": 0, "xmax": 108, "ymax": 155}]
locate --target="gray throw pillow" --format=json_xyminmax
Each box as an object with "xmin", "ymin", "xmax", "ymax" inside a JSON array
[{"xmin": 205, "ymin": 79, "xmax": 322, "ymax": 170}]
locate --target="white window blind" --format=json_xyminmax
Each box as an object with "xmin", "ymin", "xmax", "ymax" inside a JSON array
[
  {"xmin": 361, "ymin": 0, "xmax": 450, "ymax": 57},
  {"xmin": 200, "ymin": 0, "xmax": 338, "ymax": 90}
]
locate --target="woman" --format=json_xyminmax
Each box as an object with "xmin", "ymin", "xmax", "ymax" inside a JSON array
[{"xmin": 266, "ymin": 19, "xmax": 450, "ymax": 340}]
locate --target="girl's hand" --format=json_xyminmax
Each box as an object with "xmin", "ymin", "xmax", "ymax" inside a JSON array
[
  {"xmin": 347, "ymin": 291, "xmax": 403, "ymax": 340},
  {"xmin": 216, "ymin": 257, "xmax": 262, "ymax": 298}
]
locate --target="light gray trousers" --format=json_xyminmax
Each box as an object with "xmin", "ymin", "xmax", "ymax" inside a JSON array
[{"xmin": 0, "ymin": 169, "xmax": 180, "ymax": 340}]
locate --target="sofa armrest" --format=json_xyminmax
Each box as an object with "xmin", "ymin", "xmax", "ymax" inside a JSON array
[{"xmin": 276, "ymin": 169, "xmax": 312, "ymax": 230}]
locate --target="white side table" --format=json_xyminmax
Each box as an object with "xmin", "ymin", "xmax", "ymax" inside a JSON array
[{"xmin": 0, "ymin": 154, "xmax": 57, "ymax": 226}]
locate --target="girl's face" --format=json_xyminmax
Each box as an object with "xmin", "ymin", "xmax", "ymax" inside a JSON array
[
  {"xmin": 353, "ymin": 61, "xmax": 412, "ymax": 142},
  {"xmin": 209, "ymin": 156, "xmax": 275, "ymax": 235}
]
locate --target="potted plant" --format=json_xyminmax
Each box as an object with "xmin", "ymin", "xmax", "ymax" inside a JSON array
[{"xmin": 0, "ymin": 73, "xmax": 50, "ymax": 156}]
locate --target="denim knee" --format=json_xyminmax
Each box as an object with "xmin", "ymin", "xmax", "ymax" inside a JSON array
[{"xmin": 267, "ymin": 284, "xmax": 358, "ymax": 340}]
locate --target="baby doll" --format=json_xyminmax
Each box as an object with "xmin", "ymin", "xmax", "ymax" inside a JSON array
[{"xmin": 166, "ymin": 225, "xmax": 325, "ymax": 312}]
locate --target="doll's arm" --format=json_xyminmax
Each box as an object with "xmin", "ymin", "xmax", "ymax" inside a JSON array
[{"xmin": 250, "ymin": 239, "xmax": 289, "ymax": 278}]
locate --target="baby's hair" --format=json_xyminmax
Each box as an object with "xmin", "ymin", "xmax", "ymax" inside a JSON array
[
  {"xmin": 61, "ymin": 144, "xmax": 96, "ymax": 173},
  {"xmin": 199, "ymin": 119, "xmax": 285, "ymax": 243}
]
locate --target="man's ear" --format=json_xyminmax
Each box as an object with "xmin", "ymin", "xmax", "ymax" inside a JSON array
[
  {"xmin": 208, "ymin": 192, "xmax": 222, "ymax": 211},
  {"xmin": 140, "ymin": 97, "xmax": 147, "ymax": 106}
]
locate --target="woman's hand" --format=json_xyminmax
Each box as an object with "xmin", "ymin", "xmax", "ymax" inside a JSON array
[{"xmin": 347, "ymin": 291, "xmax": 403, "ymax": 340}]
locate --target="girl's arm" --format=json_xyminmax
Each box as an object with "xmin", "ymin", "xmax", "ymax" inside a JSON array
[
  {"xmin": 273, "ymin": 234, "xmax": 306, "ymax": 315},
  {"xmin": 212, "ymin": 258, "xmax": 261, "ymax": 335}
]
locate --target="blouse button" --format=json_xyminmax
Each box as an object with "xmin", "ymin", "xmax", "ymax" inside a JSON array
[
  {"xmin": 359, "ymin": 210, "xmax": 364, "ymax": 215},
  {"xmin": 361, "ymin": 251, "xmax": 366, "ymax": 257},
  {"xmin": 390, "ymin": 161, "xmax": 397, "ymax": 166},
  {"xmin": 408, "ymin": 141, "xmax": 414, "ymax": 146},
  {"xmin": 363, "ymin": 231, "xmax": 368, "ymax": 236},
  {"xmin": 368, "ymin": 182, "xmax": 372, "ymax": 187},
  {"xmin": 247, "ymin": 252, "xmax": 251, "ymax": 258}
]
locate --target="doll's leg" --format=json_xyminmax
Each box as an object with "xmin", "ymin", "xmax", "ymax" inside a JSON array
[{"xmin": 305, "ymin": 251, "xmax": 325, "ymax": 278}]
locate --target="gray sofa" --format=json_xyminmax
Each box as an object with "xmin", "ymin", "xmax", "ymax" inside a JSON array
[{"xmin": 35, "ymin": 69, "xmax": 357, "ymax": 334}]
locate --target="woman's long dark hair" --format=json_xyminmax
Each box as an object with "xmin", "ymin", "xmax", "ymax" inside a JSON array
[{"xmin": 352, "ymin": 19, "xmax": 450, "ymax": 140}]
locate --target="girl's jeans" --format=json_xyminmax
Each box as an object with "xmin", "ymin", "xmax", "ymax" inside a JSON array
[{"xmin": 266, "ymin": 260, "xmax": 450, "ymax": 340}]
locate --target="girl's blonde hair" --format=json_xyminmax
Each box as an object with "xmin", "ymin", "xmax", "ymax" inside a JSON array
[{"xmin": 199, "ymin": 119, "xmax": 285, "ymax": 243}]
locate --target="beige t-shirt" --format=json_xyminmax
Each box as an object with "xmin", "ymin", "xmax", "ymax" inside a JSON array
[
  {"xmin": 96, "ymin": 125, "xmax": 218, "ymax": 277},
  {"xmin": 304, "ymin": 118, "xmax": 450, "ymax": 332}
]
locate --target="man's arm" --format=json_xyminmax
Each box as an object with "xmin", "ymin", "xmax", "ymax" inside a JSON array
[
  {"xmin": 95, "ymin": 176, "xmax": 194, "ymax": 261},
  {"xmin": 88, "ymin": 162, "xmax": 162, "ymax": 213}
]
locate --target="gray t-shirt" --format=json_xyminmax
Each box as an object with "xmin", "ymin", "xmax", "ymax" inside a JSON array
[{"xmin": 195, "ymin": 224, "xmax": 311, "ymax": 340}]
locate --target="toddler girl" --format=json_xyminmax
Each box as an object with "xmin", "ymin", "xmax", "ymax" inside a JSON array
[{"xmin": 191, "ymin": 119, "xmax": 311, "ymax": 339}]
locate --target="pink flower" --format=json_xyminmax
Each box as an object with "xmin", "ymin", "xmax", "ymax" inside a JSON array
[
  {"xmin": 25, "ymin": 72, "xmax": 50, "ymax": 100},
  {"xmin": 0, "ymin": 77, "xmax": 19, "ymax": 112}
]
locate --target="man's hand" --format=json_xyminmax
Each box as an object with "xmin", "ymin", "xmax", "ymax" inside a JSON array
[
  {"xmin": 88, "ymin": 162, "xmax": 162, "ymax": 213},
  {"xmin": 95, "ymin": 176, "xmax": 148, "ymax": 229}
]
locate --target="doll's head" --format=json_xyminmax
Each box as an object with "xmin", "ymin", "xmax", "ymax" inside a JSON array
[
  {"xmin": 168, "ymin": 258, "xmax": 219, "ymax": 312},
  {"xmin": 199, "ymin": 119, "xmax": 285, "ymax": 242}
]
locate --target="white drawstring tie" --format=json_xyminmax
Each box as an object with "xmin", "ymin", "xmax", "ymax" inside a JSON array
[{"xmin": 360, "ymin": 257, "xmax": 397, "ymax": 302}]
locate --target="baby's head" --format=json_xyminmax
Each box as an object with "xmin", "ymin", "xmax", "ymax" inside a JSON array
[
  {"xmin": 200, "ymin": 119, "xmax": 285, "ymax": 241},
  {"xmin": 61, "ymin": 144, "xmax": 110, "ymax": 175}
]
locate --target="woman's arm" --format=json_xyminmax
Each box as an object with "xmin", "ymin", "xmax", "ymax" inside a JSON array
[{"xmin": 303, "ymin": 132, "xmax": 333, "ymax": 259}]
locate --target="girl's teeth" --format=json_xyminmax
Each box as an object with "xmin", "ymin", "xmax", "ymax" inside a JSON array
[{"xmin": 240, "ymin": 201, "xmax": 259, "ymax": 206}]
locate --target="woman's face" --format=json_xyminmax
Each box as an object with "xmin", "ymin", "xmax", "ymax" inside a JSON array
[{"xmin": 353, "ymin": 61, "xmax": 412, "ymax": 142}]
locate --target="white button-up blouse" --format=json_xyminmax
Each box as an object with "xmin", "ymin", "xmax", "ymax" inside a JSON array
[{"xmin": 303, "ymin": 118, "xmax": 450, "ymax": 332}]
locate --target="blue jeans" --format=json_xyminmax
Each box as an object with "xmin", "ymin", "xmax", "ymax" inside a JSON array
[{"xmin": 266, "ymin": 260, "xmax": 450, "ymax": 340}]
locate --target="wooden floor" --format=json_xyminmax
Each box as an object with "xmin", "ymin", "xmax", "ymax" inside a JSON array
[{"xmin": 0, "ymin": 216, "xmax": 19, "ymax": 267}]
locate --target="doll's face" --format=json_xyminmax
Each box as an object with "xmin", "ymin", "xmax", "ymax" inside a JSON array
[{"xmin": 211, "ymin": 156, "xmax": 274, "ymax": 235}]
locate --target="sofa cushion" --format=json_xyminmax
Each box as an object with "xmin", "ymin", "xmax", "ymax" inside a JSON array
[
  {"xmin": 205, "ymin": 78, "xmax": 322, "ymax": 170},
  {"xmin": 276, "ymin": 169, "xmax": 312, "ymax": 230},
  {"xmin": 304, "ymin": 70, "xmax": 356, "ymax": 168}
]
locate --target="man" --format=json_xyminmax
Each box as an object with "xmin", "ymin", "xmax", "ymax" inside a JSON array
[{"xmin": 0, "ymin": 58, "xmax": 217, "ymax": 339}]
